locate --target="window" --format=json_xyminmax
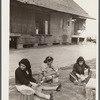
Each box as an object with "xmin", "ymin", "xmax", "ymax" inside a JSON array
[{"xmin": 35, "ymin": 14, "xmax": 50, "ymax": 35}]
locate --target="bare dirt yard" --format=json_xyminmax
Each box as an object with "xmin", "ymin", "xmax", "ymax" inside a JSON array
[{"xmin": 9, "ymin": 58, "xmax": 96, "ymax": 100}]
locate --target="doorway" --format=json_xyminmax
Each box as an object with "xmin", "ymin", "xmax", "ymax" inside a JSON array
[{"xmin": 10, "ymin": 37, "xmax": 17, "ymax": 49}]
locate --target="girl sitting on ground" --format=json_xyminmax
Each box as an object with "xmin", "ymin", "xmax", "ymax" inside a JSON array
[
  {"xmin": 15, "ymin": 58, "xmax": 61, "ymax": 100},
  {"xmin": 69, "ymin": 56, "xmax": 91, "ymax": 85},
  {"xmin": 41, "ymin": 56, "xmax": 59, "ymax": 83}
]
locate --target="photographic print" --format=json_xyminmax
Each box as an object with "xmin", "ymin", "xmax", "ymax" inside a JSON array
[{"xmin": 7, "ymin": 0, "xmax": 98, "ymax": 100}]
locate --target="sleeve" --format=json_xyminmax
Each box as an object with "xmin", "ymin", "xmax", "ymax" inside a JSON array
[
  {"xmin": 85, "ymin": 64, "xmax": 90, "ymax": 69},
  {"xmin": 85, "ymin": 64, "xmax": 90, "ymax": 73},
  {"xmin": 15, "ymin": 69, "xmax": 30, "ymax": 86},
  {"xmin": 72, "ymin": 64, "xmax": 77, "ymax": 74},
  {"xmin": 28, "ymin": 69, "xmax": 37, "ymax": 83},
  {"xmin": 51, "ymin": 65, "xmax": 56, "ymax": 71},
  {"xmin": 41, "ymin": 63, "xmax": 47, "ymax": 72}
]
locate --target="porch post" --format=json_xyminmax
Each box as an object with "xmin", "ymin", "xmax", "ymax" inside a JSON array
[{"xmin": 77, "ymin": 37, "xmax": 79, "ymax": 44}]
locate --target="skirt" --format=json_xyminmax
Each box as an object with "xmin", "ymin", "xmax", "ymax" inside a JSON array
[{"xmin": 15, "ymin": 82, "xmax": 38, "ymax": 95}]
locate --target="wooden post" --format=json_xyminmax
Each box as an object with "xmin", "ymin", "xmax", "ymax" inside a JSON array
[{"xmin": 77, "ymin": 37, "xmax": 79, "ymax": 44}]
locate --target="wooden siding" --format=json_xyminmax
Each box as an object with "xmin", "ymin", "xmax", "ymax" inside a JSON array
[
  {"xmin": 50, "ymin": 12, "xmax": 72, "ymax": 43},
  {"xmin": 10, "ymin": 1, "xmax": 86, "ymax": 49},
  {"xmin": 10, "ymin": 2, "xmax": 52, "ymax": 46},
  {"xmin": 10, "ymin": 5, "xmax": 36, "ymax": 35},
  {"xmin": 16, "ymin": 0, "xmax": 91, "ymax": 19}
]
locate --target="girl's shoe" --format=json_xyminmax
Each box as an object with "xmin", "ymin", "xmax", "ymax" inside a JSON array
[{"xmin": 56, "ymin": 83, "xmax": 62, "ymax": 91}]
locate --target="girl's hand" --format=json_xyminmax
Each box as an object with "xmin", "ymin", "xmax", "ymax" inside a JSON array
[
  {"xmin": 37, "ymin": 81, "xmax": 42, "ymax": 86},
  {"xmin": 76, "ymin": 73, "xmax": 81, "ymax": 78},
  {"xmin": 80, "ymin": 75, "xmax": 86, "ymax": 81}
]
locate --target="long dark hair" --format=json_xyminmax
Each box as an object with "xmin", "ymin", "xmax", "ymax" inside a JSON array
[
  {"xmin": 44, "ymin": 56, "xmax": 54, "ymax": 63},
  {"xmin": 19, "ymin": 58, "xmax": 31, "ymax": 70},
  {"xmin": 19, "ymin": 58, "xmax": 37, "ymax": 82},
  {"xmin": 76, "ymin": 56, "xmax": 85, "ymax": 65}
]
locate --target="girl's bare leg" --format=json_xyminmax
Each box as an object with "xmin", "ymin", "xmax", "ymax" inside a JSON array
[
  {"xmin": 34, "ymin": 87, "xmax": 42, "ymax": 100},
  {"xmin": 34, "ymin": 95, "xmax": 41, "ymax": 100},
  {"xmin": 35, "ymin": 91, "xmax": 50, "ymax": 100},
  {"xmin": 30, "ymin": 82, "xmax": 51, "ymax": 99}
]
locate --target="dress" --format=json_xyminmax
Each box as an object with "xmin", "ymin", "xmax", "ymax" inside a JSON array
[
  {"xmin": 41, "ymin": 63, "xmax": 58, "ymax": 82},
  {"xmin": 41, "ymin": 63, "xmax": 56, "ymax": 76}
]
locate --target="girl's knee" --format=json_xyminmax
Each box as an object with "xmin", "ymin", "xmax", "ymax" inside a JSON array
[{"xmin": 37, "ymin": 87, "xmax": 42, "ymax": 92}]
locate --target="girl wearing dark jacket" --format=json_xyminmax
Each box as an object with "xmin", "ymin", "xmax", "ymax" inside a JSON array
[
  {"xmin": 69, "ymin": 56, "xmax": 91, "ymax": 85},
  {"xmin": 15, "ymin": 58, "xmax": 61, "ymax": 100}
]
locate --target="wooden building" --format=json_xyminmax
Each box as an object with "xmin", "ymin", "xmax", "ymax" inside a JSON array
[{"xmin": 10, "ymin": 0, "xmax": 93, "ymax": 49}]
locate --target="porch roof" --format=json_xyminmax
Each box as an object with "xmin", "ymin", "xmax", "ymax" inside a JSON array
[{"xmin": 16, "ymin": 0, "xmax": 95, "ymax": 19}]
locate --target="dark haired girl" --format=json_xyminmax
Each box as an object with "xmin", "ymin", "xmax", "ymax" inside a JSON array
[
  {"xmin": 69, "ymin": 56, "xmax": 91, "ymax": 85},
  {"xmin": 41, "ymin": 56, "xmax": 59, "ymax": 83},
  {"xmin": 15, "ymin": 58, "xmax": 61, "ymax": 100}
]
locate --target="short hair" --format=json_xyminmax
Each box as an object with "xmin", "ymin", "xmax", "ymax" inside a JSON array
[
  {"xmin": 44, "ymin": 56, "xmax": 54, "ymax": 63},
  {"xmin": 76, "ymin": 56, "xmax": 85, "ymax": 64}
]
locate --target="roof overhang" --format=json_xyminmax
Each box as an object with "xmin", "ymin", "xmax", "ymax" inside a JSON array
[
  {"xmin": 11, "ymin": 0, "xmax": 96, "ymax": 20},
  {"xmin": 72, "ymin": 15, "xmax": 96, "ymax": 20},
  {"xmin": 78, "ymin": 16, "xmax": 96, "ymax": 20}
]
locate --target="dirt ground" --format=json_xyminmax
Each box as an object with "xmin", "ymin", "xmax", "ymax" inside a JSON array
[
  {"xmin": 9, "ymin": 58, "xmax": 96, "ymax": 100},
  {"xmin": 9, "ymin": 43, "xmax": 96, "ymax": 78}
]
